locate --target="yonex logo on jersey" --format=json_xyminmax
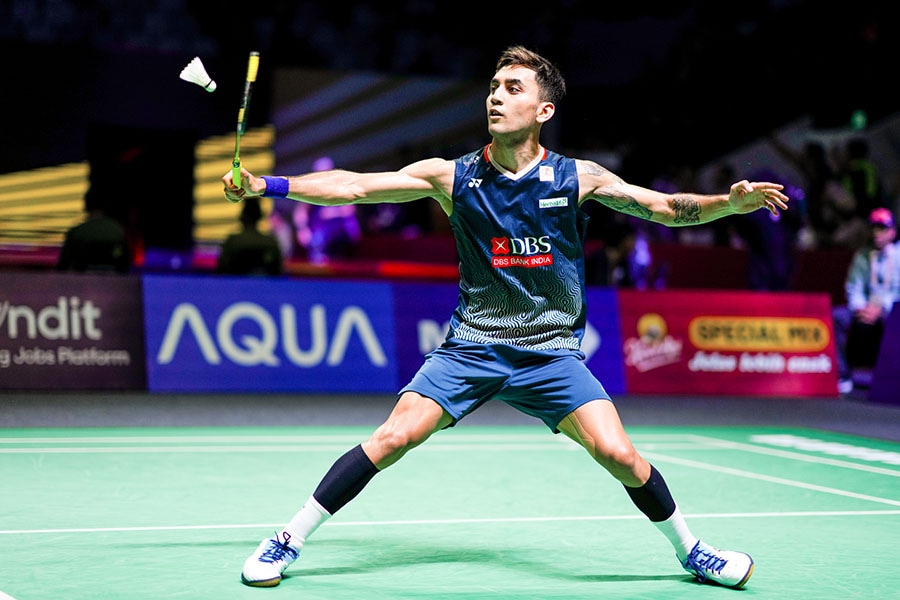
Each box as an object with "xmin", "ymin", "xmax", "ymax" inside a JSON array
[
  {"xmin": 539, "ymin": 197, "xmax": 567, "ymax": 209},
  {"xmin": 539, "ymin": 165, "xmax": 554, "ymax": 181},
  {"xmin": 467, "ymin": 178, "xmax": 483, "ymax": 188}
]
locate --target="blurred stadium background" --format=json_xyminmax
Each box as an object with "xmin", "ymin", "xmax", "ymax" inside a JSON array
[{"xmin": 2, "ymin": 0, "xmax": 898, "ymax": 262}]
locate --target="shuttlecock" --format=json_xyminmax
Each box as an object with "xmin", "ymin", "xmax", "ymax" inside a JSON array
[{"xmin": 179, "ymin": 56, "xmax": 216, "ymax": 92}]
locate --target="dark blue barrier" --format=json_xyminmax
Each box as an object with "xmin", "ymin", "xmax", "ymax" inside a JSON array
[
  {"xmin": 143, "ymin": 274, "xmax": 399, "ymax": 392},
  {"xmin": 869, "ymin": 306, "xmax": 900, "ymax": 405},
  {"xmin": 141, "ymin": 275, "xmax": 627, "ymax": 394}
]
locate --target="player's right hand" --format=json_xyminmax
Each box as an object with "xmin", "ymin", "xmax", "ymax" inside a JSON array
[{"xmin": 223, "ymin": 168, "xmax": 262, "ymax": 203}]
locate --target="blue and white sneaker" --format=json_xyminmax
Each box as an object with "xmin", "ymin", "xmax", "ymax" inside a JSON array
[
  {"xmin": 241, "ymin": 532, "xmax": 300, "ymax": 587},
  {"xmin": 681, "ymin": 540, "xmax": 754, "ymax": 588}
]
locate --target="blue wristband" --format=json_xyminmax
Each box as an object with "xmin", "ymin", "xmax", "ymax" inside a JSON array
[{"xmin": 261, "ymin": 176, "xmax": 289, "ymax": 198}]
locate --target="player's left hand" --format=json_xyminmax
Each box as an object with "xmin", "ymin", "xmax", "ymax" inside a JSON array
[{"xmin": 729, "ymin": 180, "xmax": 789, "ymax": 216}]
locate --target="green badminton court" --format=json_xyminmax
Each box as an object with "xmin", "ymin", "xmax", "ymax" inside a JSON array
[{"xmin": 1, "ymin": 413, "xmax": 898, "ymax": 599}]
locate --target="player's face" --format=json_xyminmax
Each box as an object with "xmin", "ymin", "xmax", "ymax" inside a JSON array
[{"xmin": 486, "ymin": 66, "xmax": 553, "ymax": 138}]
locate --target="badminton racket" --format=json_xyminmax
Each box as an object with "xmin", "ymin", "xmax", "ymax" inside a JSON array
[{"xmin": 231, "ymin": 51, "xmax": 260, "ymax": 192}]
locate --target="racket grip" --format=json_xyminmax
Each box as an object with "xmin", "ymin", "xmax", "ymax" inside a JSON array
[
  {"xmin": 232, "ymin": 160, "xmax": 241, "ymax": 185},
  {"xmin": 229, "ymin": 160, "xmax": 243, "ymax": 203}
]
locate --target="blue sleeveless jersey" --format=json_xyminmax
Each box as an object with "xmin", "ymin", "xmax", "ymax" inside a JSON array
[{"xmin": 447, "ymin": 146, "xmax": 589, "ymax": 350}]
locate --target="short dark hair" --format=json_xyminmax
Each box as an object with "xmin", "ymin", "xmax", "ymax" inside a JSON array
[{"xmin": 495, "ymin": 45, "xmax": 566, "ymax": 105}]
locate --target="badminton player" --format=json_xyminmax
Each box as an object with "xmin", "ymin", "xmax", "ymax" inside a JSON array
[{"xmin": 224, "ymin": 45, "xmax": 788, "ymax": 590}]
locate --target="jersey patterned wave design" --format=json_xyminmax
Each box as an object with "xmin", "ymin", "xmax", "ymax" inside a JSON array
[{"xmin": 447, "ymin": 145, "xmax": 589, "ymax": 350}]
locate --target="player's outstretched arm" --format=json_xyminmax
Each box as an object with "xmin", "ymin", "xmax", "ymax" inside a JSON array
[
  {"xmin": 223, "ymin": 158, "xmax": 455, "ymax": 214},
  {"xmin": 576, "ymin": 159, "xmax": 789, "ymax": 226}
]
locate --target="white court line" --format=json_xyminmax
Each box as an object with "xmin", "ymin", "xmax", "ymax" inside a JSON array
[
  {"xmin": 687, "ymin": 434, "xmax": 900, "ymax": 476},
  {"xmin": 2, "ymin": 510, "xmax": 899, "ymax": 536},
  {"xmin": 0, "ymin": 435, "xmax": 374, "ymax": 445},
  {"xmin": 641, "ymin": 451, "xmax": 900, "ymax": 507},
  {"xmin": 0, "ymin": 433, "xmax": 694, "ymax": 454},
  {"xmin": 0, "ymin": 445, "xmax": 512, "ymax": 454},
  {"xmin": 0, "ymin": 443, "xmax": 586, "ymax": 454},
  {"xmin": 0, "ymin": 433, "xmax": 692, "ymax": 445},
  {"xmin": 0, "ymin": 433, "xmax": 568, "ymax": 445},
  {"xmin": 0, "ymin": 443, "xmax": 714, "ymax": 455},
  {"xmin": 0, "ymin": 441, "xmax": 748, "ymax": 455}
]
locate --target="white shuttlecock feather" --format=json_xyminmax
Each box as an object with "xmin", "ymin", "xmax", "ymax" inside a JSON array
[{"xmin": 179, "ymin": 56, "xmax": 216, "ymax": 92}]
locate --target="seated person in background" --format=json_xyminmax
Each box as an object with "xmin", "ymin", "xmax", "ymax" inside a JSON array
[
  {"xmin": 833, "ymin": 207, "xmax": 900, "ymax": 394},
  {"xmin": 292, "ymin": 156, "xmax": 362, "ymax": 264},
  {"xmin": 56, "ymin": 202, "xmax": 130, "ymax": 273},
  {"xmin": 217, "ymin": 197, "xmax": 283, "ymax": 275},
  {"xmin": 293, "ymin": 202, "xmax": 361, "ymax": 264}
]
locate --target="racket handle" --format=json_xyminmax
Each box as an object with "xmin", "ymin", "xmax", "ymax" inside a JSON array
[
  {"xmin": 228, "ymin": 157, "xmax": 243, "ymax": 203},
  {"xmin": 232, "ymin": 159, "xmax": 241, "ymax": 188}
]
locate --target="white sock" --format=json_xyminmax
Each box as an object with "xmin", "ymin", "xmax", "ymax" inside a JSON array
[
  {"xmin": 281, "ymin": 495, "xmax": 331, "ymax": 550},
  {"xmin": 652, "ymin": 506, "xmax": 698, "ymax": 561}
]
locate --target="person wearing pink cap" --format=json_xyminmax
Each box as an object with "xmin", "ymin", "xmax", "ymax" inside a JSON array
[{"xmin": 833, "ymin": 207, "xmax": 900, "ymax": 393}]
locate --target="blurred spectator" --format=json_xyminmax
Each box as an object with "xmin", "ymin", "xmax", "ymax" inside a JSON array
[
  {"xmin": 292, "ymin": 156, "xmax": 362, "ymax": 263},
  {"xmin": 56, "ymin": 203, "xmax": 130, "ymax": 273},
  {"xmin": 584, "ymin": 217, "xmax": 635, "ymax": 288},
  {"xmin": 841, "ymin": 137, "xmax": 885, "ymax": 218},
  {"xmin": 268, "ymin": 204, "xmax": 296, "ymax": 263},
  {"xmin": 584, "ymin": 212, "xmax": 664, "ymax": 290},
  {"xmin": 217, "ymin": 197, "xmax": 283, "ymax": 275},
  {"xmin": 831, "ymin": 136, "xmax": 886, "ymax": 249},
  {"xmin": 731, "ymin": 169, "xmax": 804, "ymax": 291},
  {"xmin": 767, "ymin": 133, "xmax": 853, "ymax": 249},
  {"xmin": 354, "ymin": 144, "xmax": 443, "ymax": 237},
  {"xmin": 833, "ymin": 207, "xmax": 900, "ymax": 394}
]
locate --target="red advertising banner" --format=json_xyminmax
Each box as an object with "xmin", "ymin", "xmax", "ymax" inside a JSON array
[
  {"xmin": 0, "ymin": 273, "xmax": 146, "ymax": 390},
  {"xmin": 617, "ymin": 289, "xmax": 838, "ymax": 397}
]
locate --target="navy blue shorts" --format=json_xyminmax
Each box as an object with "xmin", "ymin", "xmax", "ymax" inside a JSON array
[{"xmin": 399, "ymin": 338, "xmax": 611, "ymax": 432}]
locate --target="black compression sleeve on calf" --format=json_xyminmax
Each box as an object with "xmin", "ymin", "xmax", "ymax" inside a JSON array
[
  {"xmin": 623, "ymin": 464, "xmax": 677, "ymax": 522},
  {"xmin": 312, "ymin": 444, "xmax": 380, "ymax": 515}
]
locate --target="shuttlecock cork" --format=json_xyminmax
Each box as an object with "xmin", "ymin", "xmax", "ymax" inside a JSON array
[{"xmin": 179, "ymin": 56, "xmax": 216, "ymax": 92}]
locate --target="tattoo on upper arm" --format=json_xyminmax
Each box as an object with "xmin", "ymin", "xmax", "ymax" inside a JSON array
[
  {"xmin": 673, "ymin": 196, "xmax": 701, "ymax": 224},
  {"xmin": 598, "ymin": 193, "xmax": 653, "ymax": 219},
  {"xmin": 581, "ymin": 161, "xmax": 608, "ymax": 177},
  {"xmin": 581, "ymin": 160, "xmax": 651, "ymax": 216}
]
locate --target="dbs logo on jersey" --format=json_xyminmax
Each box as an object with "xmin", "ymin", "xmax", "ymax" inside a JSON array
[{"xmin": 490, "ymin": 235, "xmax": 553, "ymax": 268}]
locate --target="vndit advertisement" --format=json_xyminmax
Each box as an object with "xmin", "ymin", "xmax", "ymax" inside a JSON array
[{"xmin": 0, "ymin": 273, "xmax": 146, "ymax": 390}]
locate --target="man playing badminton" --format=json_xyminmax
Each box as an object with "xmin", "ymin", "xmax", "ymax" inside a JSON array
[{"xmin": 224, "ymin": 45, "xmax": 788, "ymax": 590}]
